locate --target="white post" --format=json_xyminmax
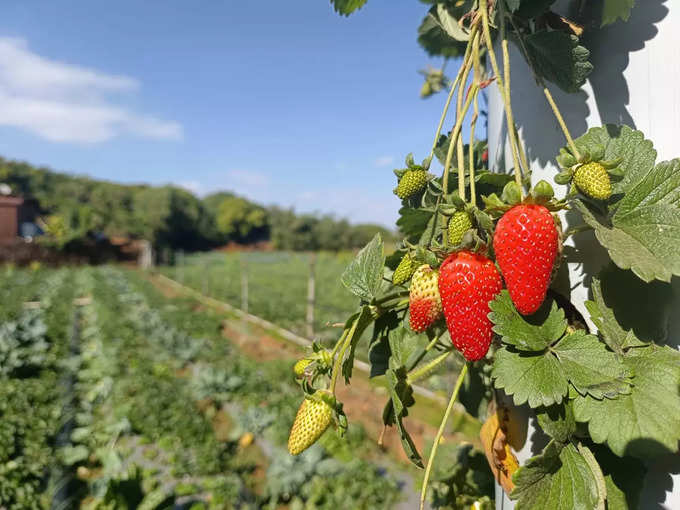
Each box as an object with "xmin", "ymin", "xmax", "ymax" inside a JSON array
[{"xmin": 488, "ymin": 2, "xmax": 679, "ymax": 508}]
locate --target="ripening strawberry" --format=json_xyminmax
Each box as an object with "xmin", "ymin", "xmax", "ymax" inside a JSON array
[
  {"xmin": 288, "ymin": 391, "xmax": 333, "ymax": 455},
  {"xmin": 493, "ymin": 204, "xmax": 559, "ymax": 315},
  {"xmin": 448, "ymin": 210, "xmax": 473, "ymax": 246},
  {"xmin": 438, "ymin": 251, "xmax": 502, "ymax": 361},
  {"xmin": 573, "ymin": 162, "xmax": 612, "ymax": 200},
  {"xmin": 409, "ymin": 264, "xmax": 442, "ymax": 333},
  {"xmin": 393, "ymin": 253, "xmax": 416, "ymax": 285},
  {"xmin": 394, "ymin": 168, "xmax": 428, "ymax": 199}
]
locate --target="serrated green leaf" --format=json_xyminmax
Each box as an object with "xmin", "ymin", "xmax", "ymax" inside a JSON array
[
  {"xmin": 397, "ymin": 207, "xmax": 433, "ymax": 240},
  {"xmin": 385, "ymin": 365, "xmax": 423, "ymax": 467},
  {"xmin": 551, "ymin": 330, "xmax": 632, "ymax": 399},
  {"xmin": 591, "ymin": 444, "xmax": 646, "ymax": 510},
  {"xmin": 586, "ymin": 276, "xmax": 647, "ymax": 354},
  {"xmin": 601, "ymin": 0, "xmax": 635, "ymax": 27},
  {"xmin": 417, "ymin": 3, "xmax": 471, "ymax": 57},
  {"xmin": 490, "ymin": 291, "xmax": 567, "ymax": 351},
  {"xmin": 368, "ymin": 311, "xmax": 399, "ymax": 378},
  {"xmin": 597, "ymin": 264, "xmax": 672, "ymax": 344},
  {"xmin": 340, "ymin": 234, "xmax": 384, "ymax": 301},
  {"xmin": 572, "ymin": 125, "xmax": 656, "ymax": 195},
  {"xmin": 614, "ymin": 158, "xmax": 680, "ymax": 218},
  {"xmin": 330, "ymin": 0, "xmax": 367, "ymax": 16},
  {"xmin": 524, "ymin": 31, "xmax": 593, "ymax": 93},
  {"xmin": 510, "ymin": 441, "xmax": 600, "ymax": 509},
  {"xmin": 573, "ymin": 344, "xmax": 680, "ymax": 458},
  {"xmin": 535, "ymin": 401, "xmax": 576, "ymax": 443},
  {"xmin": 341, "ymin": 306, "xmax": 374, "ymax": 382},
  {"xmin": 576, "ymin": 199, "xmax": 680, "ymax": 283},
  {"xmin": 493, "ymin": 347, "xmax": 568, "ymax": 407}
]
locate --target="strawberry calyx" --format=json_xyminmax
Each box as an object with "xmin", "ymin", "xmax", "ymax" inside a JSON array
[{"xmin": 483, "ymin": 181, "xmax": 568, "ymax": 217}]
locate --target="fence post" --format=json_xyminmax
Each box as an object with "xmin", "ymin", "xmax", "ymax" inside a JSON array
[
  {"xmin": 177, "ymin": 250, "xmax": 184, "ymax": 284},
  {"xmin": 306, "ymin": 253, "xmax": 316, "ymax": 338},
  {"xmin": 240, "ymin": 256, "xmax": 248, "ymax": 315}
]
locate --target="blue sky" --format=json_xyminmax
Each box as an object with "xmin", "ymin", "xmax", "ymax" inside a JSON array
[{"xmin": 0, "ymin": 0, "xmax": 478, "ymax": 226}]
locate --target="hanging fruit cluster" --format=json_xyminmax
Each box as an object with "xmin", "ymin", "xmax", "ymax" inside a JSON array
[{"xmin": 287, "ymin": 1, "xmax": 680, "ymax": 509}]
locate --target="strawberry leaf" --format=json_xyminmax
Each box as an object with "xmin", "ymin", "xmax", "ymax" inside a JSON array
[
  {"xmin": 340, "ymin": 234, "xmax": 384, "ymax": 301},
  {"xmin": 571, "ymin": 125, "xmax": 656, "ymax": 196},
  {"xmin": 576, "ymin": 198, "xmax": 680, "ymax": 283},
  {"xmin": 535, "ymin": 401, "xmax": 576, "ymax": 443},
  {"xmin": 515, "ymin": 0, "xmax": 558, "ymax": 18},
  {"xmin": 591, "ymin": 444, "xmax": 646, "ymax": 510},
  {"xmin": 330, "ymin": 0, "xmax": 367, "ymax": 16},
  {"xmin": 491, "ymin": 293, "xmax": 632, "ymax": 406},
  {"xmin": 601, "ymin": 0, "xmax": 635, "ymax": 27},
  {"xmin": 341, "ymin": 306, "xmax": 375, "ymax": 382},
  {"xmin": 523, "ymin": 31, "xmax": 593, "ymax": 93},
  {"xmin": 489, "ymin": 291, "xmax": 566, "ymax": 351},
  {"xmin": 573, "ymin": 344, "xmax": 680, "ymax": 458},
  {"xmin": 493, "ymin": 347, "xmax": 568, "ymax": 407},
  {"xmin": 585, "ymin": 277, "xmax": 647, "ymax": 355},
  {"xmin": 551, "ymin": 330, "xmax": 632, "ymax": 399},
  {"xmin": 510, "ymin": 441, "xmax": 601, "ymax": 509},
  {"xmin": 417, "ymin": 3, "xmax": 471, "ymax": 58}
]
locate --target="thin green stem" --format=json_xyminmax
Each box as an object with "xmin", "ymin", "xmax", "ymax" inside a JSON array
[
  {"xmin": 428, "ymin": 26, "xmax": 479, "ymax": 161},
  {"xmin": 329, "ymin": 327, "xmax": 349, "ymax": 361},
  {"xmin": 480, "ymin": 0, "xmax": 523, "ymax": 194},
  {"xmin": 419, "ymin": 363, "xmax": 469, "ymax": 510},
  {"xmin": 442, "ymin": 83, "xmax": 478, "ymax": 197},
  {"xmin": 544, "ymin": 87, "xmax": 581, "ymax": 159},
  {"xmin": 407, "ymin": 350, "xmax": 452, "ymax": 385},
  {"xmin": 330, "ymin": 318, "xmax": 359, "ymax": 394}
]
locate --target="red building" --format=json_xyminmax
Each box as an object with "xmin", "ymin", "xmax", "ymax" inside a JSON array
[{"xmin": 0, "ymin": 196, "xmax": 24, "ymax": 244}]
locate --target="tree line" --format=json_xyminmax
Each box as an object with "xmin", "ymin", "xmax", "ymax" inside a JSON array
[{"xmin": 0, "ymin": 158, "xmax": 394, "ymax": 252}]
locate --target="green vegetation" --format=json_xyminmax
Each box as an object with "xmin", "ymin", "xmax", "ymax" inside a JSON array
[
  {"xmin": 0, "ymin": 158, "xmax": 394, "ymax": 253},
  {"xmin": 0, "ymin": 266, "xmax": 409, "ymax": 508}
]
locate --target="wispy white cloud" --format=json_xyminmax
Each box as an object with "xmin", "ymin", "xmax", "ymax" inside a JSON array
[
  {"xmin": 374, "ymin": 155, "xmax": 394, "ymax": 167},
  {"xmin": 178, "ymin": 180, "xmax": 203, "ymax": 195},
  {"xmin": 0, "ymin": 37, "xmax": 181, "ymax": 142}
]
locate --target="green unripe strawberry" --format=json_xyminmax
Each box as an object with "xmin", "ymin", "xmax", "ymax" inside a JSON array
[
  {"xmin": 574, "ymin": 162, "xmax": 612, "ymax": 200},
  {"xmin": 293, "ymin": 359, "xmax": 312, "ymax": 378},
  {"xmin": 394, "ymin": 168, "xmax": 428, "ymax": 199},
  {"xmin": 287, "ymin": 391, "xmax": 333, "ymax": 455},
  {"xmin": 393, "ymin": 253, "xmax": 416, "ymax": 285},
  {"xmin": 448, "ymin": 211, "xmax": 472, "ymax": 245}
]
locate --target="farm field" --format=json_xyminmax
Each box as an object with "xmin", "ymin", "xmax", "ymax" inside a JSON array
[
  {"xmin": 158, "ymin": 251, "xmax": 463, "ymax": 396},
  {"xmin": 0, "ymin": 265, "xmax": 488, "ymax": 509},
  {"xmin": 160, "ymin": 251, "xmax": 359, "ymax": 343}
]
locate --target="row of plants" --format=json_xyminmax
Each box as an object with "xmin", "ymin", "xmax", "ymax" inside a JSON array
[{"xmin": 0, "ymin": 269, "xmax": 77, "ymax": 509}]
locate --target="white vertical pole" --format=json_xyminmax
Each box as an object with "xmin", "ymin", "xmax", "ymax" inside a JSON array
[{"xmin": 488, "ymin": 2, "xmax": 679, "ymax": 508}]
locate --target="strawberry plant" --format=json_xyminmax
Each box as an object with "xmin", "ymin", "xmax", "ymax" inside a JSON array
[{"xmin": 288, "ymin": 1, "xmax": 680, "ymax": 509}]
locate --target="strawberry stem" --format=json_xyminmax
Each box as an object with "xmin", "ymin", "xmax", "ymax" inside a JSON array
[
  {"xmin": 543, "ymin": 87, "xmax": 581, "ymax": 159},
  {"xmin": 407, "ymin": 350, "xmax": 452, "ymax": 385},
  {"xmin": 330, "ymin": 316, "xmax": 360, "ymax": 394},
  {"xmin": 419, "ymin": 362, "xmax": 469, "ymax": 510},
  {"xmin": 480, "ymin": 0, "xmax": 524, "ymax": 195},
  {"xmin": 428, "ymin": 24, "xmax": 480, "ymax": 164}
]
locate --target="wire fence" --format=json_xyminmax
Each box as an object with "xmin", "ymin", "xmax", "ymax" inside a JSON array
[{"xmin": 160, "ymin": 251, "xmax": 359, "ymax": 344}]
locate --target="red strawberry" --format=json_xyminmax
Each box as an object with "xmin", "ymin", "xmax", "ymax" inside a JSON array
[
  {"xmin": 493, "ymin": 204, "xmax": 558, "ymax": 315},
  {"xmin": 438, "ymin": 251, "xmax": 502, "ymax": 361},
  {"xmin": 409, "ymin": 264, "xmax": 442, "ymax": 333}
]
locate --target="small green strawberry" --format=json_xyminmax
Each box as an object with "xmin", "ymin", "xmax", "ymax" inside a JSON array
[
  {"xmin": 448, "ymin": 210, "xmax": 472, "ymax": 245},
  {"xmin": 288, "ymin": 391, "xmax": 333, "ymax": 455},
  {"xmin": 394, "ymin": 168, "xmax": 428, "ymax": 199},
  {"xmin": 293, "ymin": 358, "xmax": 312, "ymax": 378},
  {"xmin": 392, "ymin": 253, "xmax": 416, "ymax": 285},
  {"xmin": 574, "ymin": 162, "xmax": 612, "ymax": 200},
  {"xmin": 409, "ymin": 264, "xmax": 442, "ymax": 333}
]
